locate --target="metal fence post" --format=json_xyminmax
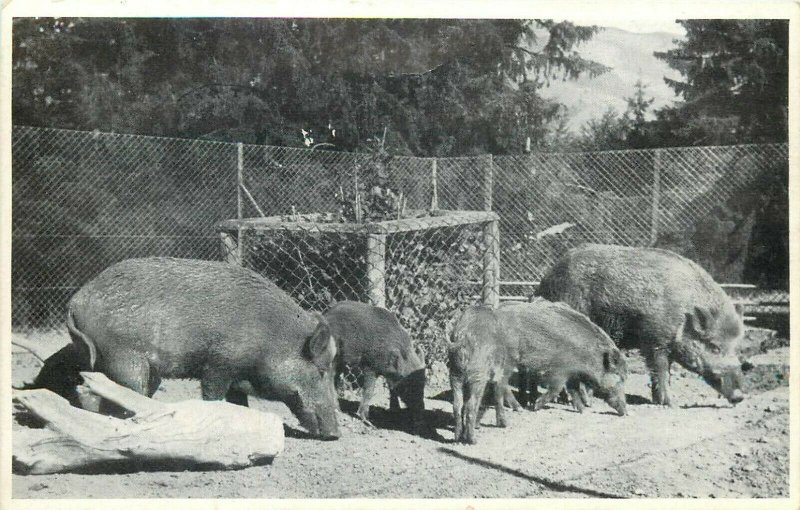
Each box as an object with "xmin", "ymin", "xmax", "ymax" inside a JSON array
[
  {"xmin": 431, "ymin": 158, "xmax": 439, "ymax": 210},
  {"xmin": 366, "ymin": 233, "xmax": 387, "ymax": 308},
  {"xmin": 482, "ymin": 219, "xmax": 500, "ymax": 308},
  {"xmin": 651, "ymin": 149, "xmax": 662, "ymax": 246},
  {"xmin": 237, "ymin": 142, "xmax": 244, "ymax": 220},
  {"xmin": 483, "ymin": 154, "xmax": 493, "ymax": 211}
]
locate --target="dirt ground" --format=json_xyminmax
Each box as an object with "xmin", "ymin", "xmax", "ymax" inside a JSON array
[{"xmin": 10, "ymin": 329, "xmax": 792, "ymax": 499}]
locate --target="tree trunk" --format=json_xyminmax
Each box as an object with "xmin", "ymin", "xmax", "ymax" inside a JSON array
[{"xmin": 13, "ymin": 372, "xmax": 284, "ymax": 475}]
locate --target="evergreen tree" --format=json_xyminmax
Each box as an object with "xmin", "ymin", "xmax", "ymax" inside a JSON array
[
  {"xmin": 12, "ymin": 18, "xmax": 608, "ymax": 156},
  {"xmin": 623, "ymin": 79, "xmax": 655, "ymax": 148},
  {"xmin": 652, "ymin": 20, "xmax": 788, "ymax": 145}
]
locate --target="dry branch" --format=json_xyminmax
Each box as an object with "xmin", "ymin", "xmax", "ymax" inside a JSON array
[{"xmin": 13, "ymin": 372, "xmax": 284, "ymax": 475}]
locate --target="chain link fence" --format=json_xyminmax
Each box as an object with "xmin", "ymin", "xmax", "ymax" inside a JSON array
[
  {"xmin": 11, "ymin": 126, "xmax": 238, "ymax": 328},
  {"xmin": 12, "ymin": 125, "xmax": 788, "ymax": 339}
]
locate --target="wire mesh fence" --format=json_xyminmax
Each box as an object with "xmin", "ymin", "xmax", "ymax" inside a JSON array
[
  {"xmin": 491, "ymin": 144, "xmax": 789, "ymax": 284},
  {"xmin": 11, "ymin": 126, "xmax": 238, "ymax": 328},
  {"xmin": 11, "ymin": 125, "xmax": 788, "ymax": 338}
]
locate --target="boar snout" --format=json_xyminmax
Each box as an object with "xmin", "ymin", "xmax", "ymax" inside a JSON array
[
  {"xmin": 728, "ymin": 388, "xmax": 745, "ymax": 404},
  {"xmin": 296, "ymin": 404, "xmax": 340, "ymax": 440},
  {"xmin": 600, "ymin": 387, "xmax": 627, "ymax": 416},
  {"xmin": 607, "ymin": 395, "xmax": 627, "ymax": 416},
  {"xmin": 705, "ymin": 364, "xmax": 746, "ymax": 404}
]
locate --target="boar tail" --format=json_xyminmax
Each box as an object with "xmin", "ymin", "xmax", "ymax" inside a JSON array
[{"xmin": 66, "ymin": 308, "xmax": 97, "ymax": 370}]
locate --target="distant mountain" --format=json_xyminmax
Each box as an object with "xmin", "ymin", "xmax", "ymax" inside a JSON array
[{"xmin": 536, "ymin": 27, "xmax": 684, "ymax": 133}]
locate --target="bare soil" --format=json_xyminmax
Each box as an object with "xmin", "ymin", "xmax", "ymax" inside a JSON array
[{"xmin": 10, "ymin": 330, "xmax": 791, "ymax": 499}]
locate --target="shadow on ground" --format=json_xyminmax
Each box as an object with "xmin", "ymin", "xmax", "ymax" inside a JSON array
[
  {"xmin": 338, "ymin": 398, "xmax": 449, "ymax": 441},
  {"xmin": 438, "ymin": 447, "xmax": 626, "ymax": 498}
]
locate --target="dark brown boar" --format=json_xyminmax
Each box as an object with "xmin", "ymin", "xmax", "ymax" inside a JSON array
[
  {"xmin": 323, "ymin": 301, "xmax": 426, "ymax": 431},
  {"xmin": 537, "ymin": 243, "xmax": 746, "ymax": 406},
  {"xmin": 66, "ymin": 257, "xmax": 340, "ymax": 439}
]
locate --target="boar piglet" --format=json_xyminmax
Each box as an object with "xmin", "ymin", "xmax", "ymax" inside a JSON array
[
  {"xmin": 448, "ymin": 306, "xmax": 516, "ymax": 445},
  {"xmin": 498, "ymin": 300, "xmax": 627, "ymax": 416},
  {"xmin": 537, "ymin": 243, "xmax": 746, "ymax": 406},
  {"xmin": 324, "ymin": 301, "xmax": 426, "ymax": 432},
  {"xmin": 67, "ymin": 257, "xmax": 340, "ymax": 439}
]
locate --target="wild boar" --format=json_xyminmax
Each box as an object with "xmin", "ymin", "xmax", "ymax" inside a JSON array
[
  {"xmin": 448, "ymin": 301, "xmax": 626, "ymax": 445},
  {"xmin": 497, "ymin": 300, "xmax": 627, "ymax": 416},
  {"xmin": 448, "ymin": 306, "xmax": 513, "ymax": 444},
  {"xmin": 537, "ymin": 243, "xmax": 746, "ymax": 406},
  {"xmin": 324, "ymin": 300, "xmax": 426, "ymax": 431},
  {"xmin": 66, "ymin": 257, "xmax": 341, "ymax": 439}
]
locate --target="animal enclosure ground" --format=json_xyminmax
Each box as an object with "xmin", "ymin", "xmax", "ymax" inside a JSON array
[{"xmin": 11, "ymin": 330, "xmax": 790, "ymax": 499}]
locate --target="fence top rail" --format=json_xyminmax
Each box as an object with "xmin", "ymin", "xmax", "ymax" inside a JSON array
[
  {"xmin": 13, "ymin": 124, "xmax": 238, "ymax": 148},
  {"xmin": 217, "ymin": 209, "xmax": 499, "ymax": 235},
  {"xmin": 492, "ymin": 142, "xmax": 788, "ymax": 160},
  {"xmin": 13, "ymin": 125, "xmax": 787, "ymax": 162}
]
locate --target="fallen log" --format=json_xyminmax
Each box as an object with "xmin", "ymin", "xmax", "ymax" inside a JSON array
[{"xmin": 13, "ymin": 372, "xmax": 284, "ymax": 475}]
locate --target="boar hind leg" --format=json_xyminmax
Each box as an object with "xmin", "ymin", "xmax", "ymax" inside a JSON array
[
  {"xmin": 200, "ymin": 371, "xmax": 235, "ymax": 402},
  {"xmin": 463, "ymin": 381, "xmax": 487, "ymax": 444},
  {"xmin": 451, "ymin": 375, "xmax": 464, "ymax": 443},
  {"xmin": 102, "ymin": 349, "xmax": 160, "ymax": 397},
  {"xmin": 645, "ymin": 347, "xmax": 673, "ymax": 406},
  {"xmin": 356, "ymin": 371, "xmax": 377, "ymax": 427}
]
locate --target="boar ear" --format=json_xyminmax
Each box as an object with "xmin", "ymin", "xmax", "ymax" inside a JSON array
[
  {"xmin": 687, "ymin": 306, "xmax": 713, "ymax": 338},
  {"xmin": 304, "ymin": 313, "xmax": 337, "ymax": 370}
]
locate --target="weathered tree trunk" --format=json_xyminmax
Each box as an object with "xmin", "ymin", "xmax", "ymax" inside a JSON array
[{"xmin": 13, "ymin": 372, "xmax": 284, "ymax": 475}]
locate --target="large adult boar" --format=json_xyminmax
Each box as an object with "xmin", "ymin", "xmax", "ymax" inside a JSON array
[
  {"xmin": 536, "ymin": 243, "xmax": 745, "ymax": 406},
  {"xmin": 323, "ymin": 301, "xmax": 426, "ymax": 431},
  {"xmin": 498, "ymin": 300, "xmax": 627, "ymax": 416},
  {"xmin": 66, "ymin": 257, "xmax": 340, "ymax": 439}
]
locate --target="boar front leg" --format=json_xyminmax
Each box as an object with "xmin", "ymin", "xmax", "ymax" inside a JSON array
[
  {"xmin": 645, "ymin": 346, "xmax": 673, "ymax": 406},
  {"xmin": 357, "ymin": 371, "xmax": 378, "ymax": 427},
  {"xmin": 533, "ymin": 374, "xmax": 568, "ymax": 412},
  {"xmin": 494, "ymin": 379, "xmax": 510, "ymax": 428},
  {"xmin": 566, "ymin": 380, "xmax": 586, "ymax": 413},
  {"xmin": 388, "ymin": 388, "xmax": 400, "ymax": 412}
]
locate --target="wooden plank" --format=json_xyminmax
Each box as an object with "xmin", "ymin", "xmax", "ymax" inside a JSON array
[
  {"xmin": 219, "ymin": 231, "xmax": 241, "ymax": 265},
  {"xmin": 217, "ymin": 210, "xmax": 499, "ymax": 235},
  {"xmin": 366, "ymin": 234, "xmax": 387, "ymax": 308},
  {"xmin": 720, "ymin": 283, "xmax": 758, "ymax": 289},
  {"xmin": 482, "ymin": 219, "xmax": 500, "ymax": 308}
]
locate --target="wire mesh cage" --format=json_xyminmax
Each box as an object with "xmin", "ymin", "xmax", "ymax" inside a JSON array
[{"xmin": 217, "ymin": 210, "xmax": 500, "ymax": 368}]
